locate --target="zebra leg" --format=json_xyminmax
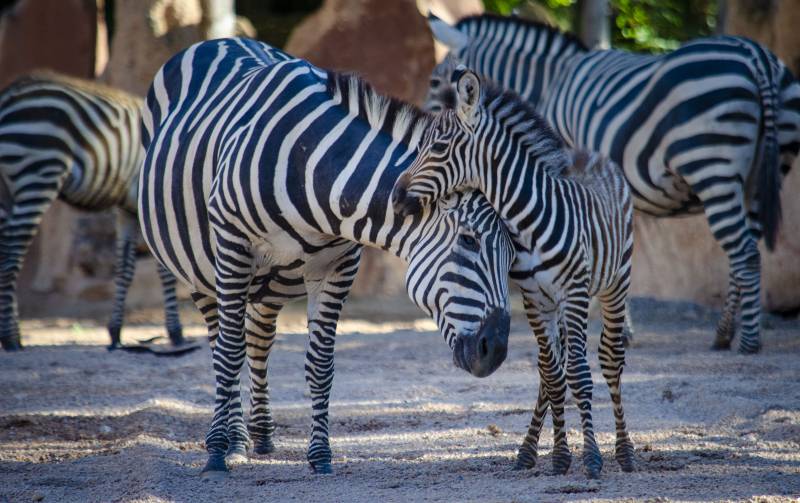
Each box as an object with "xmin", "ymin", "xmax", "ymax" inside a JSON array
[
  {"xmin": 201, "ymin": 236, "xmax": 253, "ymax": 477},
  {"xmin": 563, "ymin": 286, "xmax": 602, "ymax": 478},
  {"xmin": 515, "ymin": 304, "xmax": 571, "ymax": 474},
  {"xmin": 697, "ymin": 184, "xmax": 762, "ymax": 354},
  {"xmin": 245, "ymin": 301, "xmax": 281, "ymax": 456},
  {"xmin": 107, "ymin": 212, "xmax": 138, "ymax": 349},
  {"xmin": 621, "ymin": 302, "xmax": 635, "ymax": 348},
  {"xmin": 156, "ymin": 263, "xmax": 184, "ymax": 345},
  {"xmin": 711, "ymin": 270, "xmax": 740, "ymax": 350},
  {"xmin": 303, "ymin": 246, "xmax": 360, "ymax": 474},
  {"xmin": 191, "ymin": 291, "xmax": 219, "ymax": 348},
  {"xmin": 0, "ymin": 188, "xmax": 61, "ymax": 350},
  {"xmin": 598, "ymin": 279, "xmax": 635, "ymax": 473}
]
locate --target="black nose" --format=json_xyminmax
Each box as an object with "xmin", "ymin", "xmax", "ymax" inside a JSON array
[{"xmin": 453, "ymin": 308, "xmax": 510, "ymax": 378}]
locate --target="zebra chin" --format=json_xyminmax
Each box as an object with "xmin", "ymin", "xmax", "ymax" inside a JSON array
[{"xmin": 451, "ymin": 308, "xmax": 510, "ymax": 378}]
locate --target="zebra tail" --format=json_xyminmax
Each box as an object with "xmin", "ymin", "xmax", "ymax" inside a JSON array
[{"xmin": 753, "ymin": 44, "xmax": 782, "ymax": 251}]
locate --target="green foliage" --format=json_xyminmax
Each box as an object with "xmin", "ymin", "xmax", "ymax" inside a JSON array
[{"xmin": 481, "ymin": 0, "xmax": 718, "ymax": 53}]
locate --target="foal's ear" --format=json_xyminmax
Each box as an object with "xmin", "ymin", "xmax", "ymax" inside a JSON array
[{"xmin": 454, "ymin": 69, "xmax": 481, "ymax": 125}]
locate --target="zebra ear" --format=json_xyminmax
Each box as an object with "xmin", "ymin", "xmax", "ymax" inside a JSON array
[
  {"xmin": 428, "ymin": 13, "xmax": 468, "ymax": 51},
  {"xmin": 455, "ymin": 69, "xmax": 481, "ymax": 124}
]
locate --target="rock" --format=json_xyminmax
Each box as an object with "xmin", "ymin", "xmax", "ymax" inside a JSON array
[
  {"xmin": 285, "ymin": 0, "xmax": 436, "ymax": 105},
  {"xmin": 0, "ymin": 0, "xmax": 99, "ymax": 88}
]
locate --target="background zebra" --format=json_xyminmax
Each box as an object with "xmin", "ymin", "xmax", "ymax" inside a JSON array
[
  {"xmin": 0, "ymin": 72, "xmax": 184, "ymax": 351},
  {"xmin": 140, "ymin": 38, "xmax": 514, "ymax": 477},
  {"xmin": 425, "ymin": 14, "xmax": 800, "ymax": 354},
  {"xmin": 392, "ymin": 70, "xmax": 635, "ymax": 479}
]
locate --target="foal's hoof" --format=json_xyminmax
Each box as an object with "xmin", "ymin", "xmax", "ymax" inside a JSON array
[
  {"xmin": 514, "ymin": 448, "xmax": 537, "ymax": 470},
  {"xmin": 551, "ymin": 446, "xmax": 572, "ymax": 475},
  {"xmin": 225, "ymin": 445, "xmax": 248, "ymax": 465},
  {"xmin": 583, "ymin": 451, "xmax": 603, "ymax": 479},
  {"xmin": 738, "ymin": 342, "xmax": 761, "ymax": 355},
  {"xmin": 253, "ymin": 438, "xmax": 275, "ymax": 455},
  {"xmin": 616, "ymin": 441, "xmax": 636, "ymax": 472},
  {"xmin": 310, "ymin": 461, "xmax": 333, "ymax": 474},
  {"xmin": 201, "ymin": 455, "xmax": 229, "ymax": 481}
]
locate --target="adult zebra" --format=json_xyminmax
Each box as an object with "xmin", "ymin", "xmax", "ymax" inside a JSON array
[
  {"xmin": 0, "ymin": 72, "xmax": 184, "ymax": 351},
  {"xmin": 425, "ymin": 14, "xmax": 800, "ymax": 353},
  {"xmin": 140, "ymin": 38, "xmax": 514, "ymax": 477},
  {"xmin": 393, "ymin": 70, "xmax": 635, "ymax": 478}
]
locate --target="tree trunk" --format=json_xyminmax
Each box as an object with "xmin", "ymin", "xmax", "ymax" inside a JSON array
[{"xmin": 577, "ymin": 0, "xmax": 610, "ymax": 49}]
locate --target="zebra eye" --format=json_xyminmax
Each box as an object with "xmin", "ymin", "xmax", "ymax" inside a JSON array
[
  {"xmin": 431, "ymin": 142, "xmax": 448, "ymax": 154},
  {"xmin": 459, "ymin": 233, "xmax": 479, "ymax": 250}
]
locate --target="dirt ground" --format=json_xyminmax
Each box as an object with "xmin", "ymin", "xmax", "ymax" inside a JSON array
[{"xmin": 0, "ymin": 296, "xmax": 798, "ymax": 503}]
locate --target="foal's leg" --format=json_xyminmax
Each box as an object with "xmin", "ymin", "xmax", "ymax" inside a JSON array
[{"xmin": 245, "ymin": 301, "xmax": 282, "ymax": 456}]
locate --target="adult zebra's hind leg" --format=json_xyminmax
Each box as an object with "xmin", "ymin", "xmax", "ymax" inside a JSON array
[
  {"xmin": 245, "ymin": 301, "xmax": 282, "ymax": 456},
  {"xmin": 107, "ymin": 212, "xmax": 138, "ymax": 349},
  {"xmin": 157, "ymin": 263, "xmax": 184, "ymax": 345},
  {"xmin": 303, "ymin": 245, "xmax": 360, "ymax": 474},
  {"xmin": 598, "ymin": 279, "xmax": 635, "ymax": 472},
  {"xmin": 711, "ymin": 271, "xmax": 740, "ymax": 350}
]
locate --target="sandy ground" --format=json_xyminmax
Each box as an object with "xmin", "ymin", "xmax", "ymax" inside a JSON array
[{"xmin": 0, "ymin": 296, "xmax": 799, "ymax": 503}]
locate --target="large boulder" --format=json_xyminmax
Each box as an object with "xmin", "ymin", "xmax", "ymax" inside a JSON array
[{"xmin": 285, "ymin": 0, "xmax": 436, "ymax": 296}]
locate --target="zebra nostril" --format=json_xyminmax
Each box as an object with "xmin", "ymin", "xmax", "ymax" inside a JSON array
[
  {"xmin": 479, "ymin": 335, "xmax": 489, "ymax": 358},
  {"xmin": 393, "ymin": 185, "xmax": 406, "ymax": 205}
]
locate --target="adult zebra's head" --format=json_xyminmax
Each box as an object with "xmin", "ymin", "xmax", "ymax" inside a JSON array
[
  {"xmin": 392, "ymin": 68, "xmax": 484, "ymax": 217},
  {"xmin": 406, "ymin": 190, "xmax": 514, "ymax": 378}
]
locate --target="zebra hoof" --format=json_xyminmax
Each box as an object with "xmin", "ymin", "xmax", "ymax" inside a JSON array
[
  {"xmin": 201, "ymin": 455, "xmax": 228, "ymax": 480},
  {"xmin": 583, "ymin": 451, "xmax": 603, "ymax": 479},
  {"xmin": 738, "ymin": 342, "xmax": 761, "ymax": 354},
  {"xmin": 710, "ymin": 338, "xmax": 731, "ymax": 351},
  {"xmin": 310, "ymin": 461, "xmax": 333, "ymax": 474},
  {"xmin": 225, "ymin": 445, "xmax": 248, "ymax": 465},
  {"xmin": 615, "ymin": 441, "xmax": 636, "ymax": 472},
  {"xmin": 253, "ymin": 438, "xmax": 275, "ymax": 455},
  {"xmin": 1, "ymin": 337, "xmax": 22, "ymax": 351},
  {"xmin": 168, "ymin": 327, "xmax": 185, "ymax": 346},
  {"xmin": 551, "ymin": 447, "xmax": 572, "ymax": 475},
  {"xmin": 514, "ymin": 447, "xmax": 537, "ymax": 470}
]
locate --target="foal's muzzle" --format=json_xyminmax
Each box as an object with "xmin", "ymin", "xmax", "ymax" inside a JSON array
[{"xmin": 392, "ymin": 175, "xmax": 424, "ymax": 217}]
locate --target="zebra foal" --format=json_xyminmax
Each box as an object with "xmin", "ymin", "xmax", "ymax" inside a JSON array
[
  {"xmin": 140, "ymin": 38, "xmax": 514, "ymax": 477},
  {"xmin": 0, "ymin": 72, "xmax": 183, "ymax": 350},
  {"xmin": 425, "ymin": 14, "xmax": 800, "ymax": 353},
  {"xmin": 393, "ymin": 71, "xmax": 634, "ymax": 478}
]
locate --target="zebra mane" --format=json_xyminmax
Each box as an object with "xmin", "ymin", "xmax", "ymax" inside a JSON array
[
  {"xmin": 326, "ymin": 72, "xmax": 431, "ymax": 148},
  {"xmin": 455, "ymin": 14, "xmax": 588, "ymax": 52},
  {"xmin": 480, "ymin": 79, "xmax": 569, "ymax": 173}
]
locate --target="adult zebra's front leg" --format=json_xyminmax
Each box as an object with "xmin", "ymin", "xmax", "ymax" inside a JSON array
[
  {"xmin": 245, "ymin": 301, "xmax": 282, "ymax": 457},
  {"xmin": 303, "ymin": 245, "xmax": 361, "ymax": 474},
  {"xmin": 201, "ymin": 228, "xmax": 253, "ymax": 478}
]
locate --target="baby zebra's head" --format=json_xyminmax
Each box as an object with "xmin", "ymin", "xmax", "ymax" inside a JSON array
[
  {"xmin": 405, "ymin": 190, "xmax": 514, "ymax": 378},
  {"xmin": 392, "ymin": 67, "xmax": 485, "ymax": 217}
]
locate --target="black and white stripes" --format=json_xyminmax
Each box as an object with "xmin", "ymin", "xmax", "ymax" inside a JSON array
[
  {"xmin": 0, "ymin": 72, "xmax": 183, "ymax": 350},
  {"xmin": 140, "ymin": 38, "xmax": 514, "ymax": 476},
  {"xmin": 393, "ymin": 71, "xmax": 634, "ymax": 478},
  {"xmin": 425, "ymin": 14, "xmax": 800, "ymax": 353}
]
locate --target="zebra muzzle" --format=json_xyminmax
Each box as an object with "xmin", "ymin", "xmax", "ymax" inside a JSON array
[
  {"xmin": 452, "ymin": 308, "xmax": 510, "ymax": 378},
  {"xmin": 391, "ymin": 176, "xmax": 424, "ymax": 217}
]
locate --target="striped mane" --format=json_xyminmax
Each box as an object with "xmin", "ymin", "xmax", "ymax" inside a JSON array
[
  {"xmin": 456, "ymin": 14, "xmax": 588, "ymax": 52},
  {"xmin": 326, "ymin": 72, "xmax": 432, "ymax": 148},
  {"xmin": 480, "ymin": 79, "xmax": 569, "ymax": 172}
]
